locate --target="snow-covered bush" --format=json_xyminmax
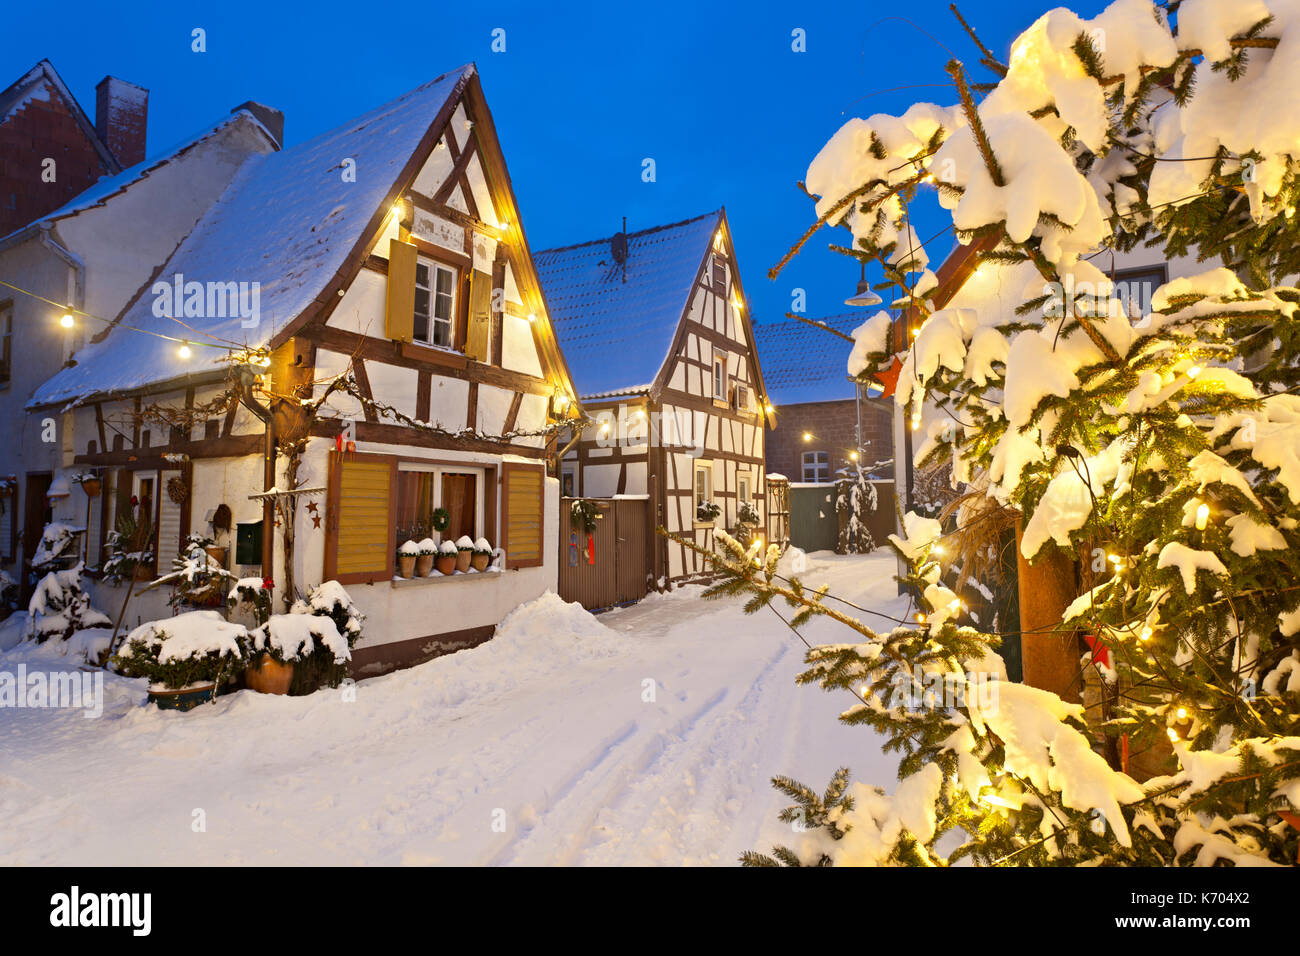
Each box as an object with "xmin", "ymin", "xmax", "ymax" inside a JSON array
[
  {"xmin": 26, "ymin": 563, "xmax": 111, "ymax": 644},
  {"xmin": 29, "ymin": 523, "xmax": 83, "ymax": 571},
  {"xmin": 112, "ymin": 611, "xmax": 248, "ymax": 690},
  {"xmin": 472, "ymin": 537, "xmax": 493, "ymax": 556},
  {"xmin": 102, "ymin": 507, "xmax": 153, "ymax": 584},
  {"xmin": 417, "ymin": 538, "xmax": 437, "ymax": 556},
  {"xmin": 156, "ymin": 535, "xmax": 236, "ymax": 608},
  {"xmin": 455, "ymin": 534, "xmax": 474, "ymax": 553},
  {"xmin": 227, "ymin": 578, "xmax": 272, "ymax": 626},
  {"xmin": 696, "ymin": 500, "xmax": 721, "ymax": 523},
  {"xmin": 249, "ymin": 613, "xmax": 352, "ymax": 694},
  {"xmin": 291, "ymin": 580, "xmax": 364, "ymax": 648},
  {"xmin": 836, "ymin": 462, "xmax": 878, "ymax": 555}
]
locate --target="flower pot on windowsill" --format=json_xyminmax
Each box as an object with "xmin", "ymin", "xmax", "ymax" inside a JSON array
[
  {"xmin": 245, "ymin": 653, "xmax": 294, "ymax": 695},
  {"xmin": 398, "ymin": 554, "xmax": 417, "ymax": 578},
  {"xmin": 455, "ymin": 550, "xmax": 472, "ymax": 573},
  {"xmin": 435, "ymin": 554, "xmax": 457, "ymax": 575},
  {"xmin": 416, "ymin": 554, "xmax": 435, "ymax": 577},
  {"xmin": 470, "ymin": 552, "xmax": 490, "ymax": 572}
]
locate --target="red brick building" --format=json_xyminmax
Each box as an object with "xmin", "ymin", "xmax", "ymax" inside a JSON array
[
  {"xmin": 0, "ymin": 60, "xmax": 147, "ymax": 239},
  {"xmin": 755, "ymin": 314, "xmax": 894, "ymax": 483}
]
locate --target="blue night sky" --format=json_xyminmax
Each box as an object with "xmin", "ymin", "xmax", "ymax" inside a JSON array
[{"xmin": 5, "ymin": 0, "xmax": 1116, "ymax": 329}]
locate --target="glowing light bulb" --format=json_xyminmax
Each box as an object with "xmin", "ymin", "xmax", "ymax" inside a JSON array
[
  {"xmin": 1139, "ymin": 626, "xmax": 1153, "ymax": 642},
  {"xmin": 527, "ymin": 313, "xmax": 536, "ymax": 323},
  {"xmin": 1176, "ymin": 706, "xmax": 1187, "ymax": 720},
  {"xmin": 1186, "ymin": 364, "xmax": 1202, "ymax": 379},
  {"xmin": 59, "ymin": 314, "xmax": 75, "ymax": 328},
  {"xmin": 915, "ymin": 613, "xmax": 927, "ymax": 624},
  {"xmin": 1167, "ymin": 728, "xmax": 1179, "ymax": 742},
  {"xmin": 1195, "ymin": 502, "xmax": 1210, "ymax": 531},
  {"xmin": 802, "ymin": 432, "xmax": 813, "ymax": 442},
  {"xmin": 849, "ymin": 451, "xmax": 859, "ymax": 461},
  {"xmin": 178, "ymin": 343, "xmax": 192, "ymax": 359}
]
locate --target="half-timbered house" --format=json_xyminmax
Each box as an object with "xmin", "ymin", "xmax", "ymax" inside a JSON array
[
  {"xmin": 536, "ymin": 210, "xmax": 771, "ymax": 585},
  {"xmin": 25, "ymin": 65, "xmax": 581, "ymax": 675}
]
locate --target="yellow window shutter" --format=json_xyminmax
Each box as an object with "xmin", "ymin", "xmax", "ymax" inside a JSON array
[
  {"xmin": 330, "ymin": 454, "xmax": 394, "ymax": 582},
  {"xmin": 464, "ymin": 269, "xmax": 492, "ymax": 362},
  {"xmin": 503, "ymin": 463, "xmax": 545, "ymax": 568},
  {"xmin": 385, "ymin": 238, "xmax": 417, "ymax": 342}
]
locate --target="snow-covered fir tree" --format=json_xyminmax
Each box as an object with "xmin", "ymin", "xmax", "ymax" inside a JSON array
[{"xmin": 708, "ymin": 0, "xmax": 1300, "ymax": 865}]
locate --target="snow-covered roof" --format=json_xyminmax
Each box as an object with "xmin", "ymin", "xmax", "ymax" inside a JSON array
[
  {"xmin": 753, "ymin": 313, "xmax": 862, "ymax": 406},
  {"xmin": 30, "ymin": 65, "xmax": 475, "ymax": 408},
  {"xmin": 0, "ymin": 110, "xmax": 275, "ymax": 249},
  {"xmin": 535, "ymin": 211, "xmax": 721, "ymax": 400}
]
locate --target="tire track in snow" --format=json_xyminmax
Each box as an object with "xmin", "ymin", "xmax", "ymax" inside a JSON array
[
  {"xmin": 490, "ymin": 686, "xmax": 730, "ymax": 866},
  {"xmin": 568, "ymin": 640, "xmax": 793, "ymax": 865}
]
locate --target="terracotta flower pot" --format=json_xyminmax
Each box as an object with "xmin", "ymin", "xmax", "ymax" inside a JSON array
[
  {"xmin": 148, "ymin": 683, "xmax": 217, "ymax": 711},
  {"xmin": 455, "ymin": 550, "xmax": 472, "ymax": 573},
  {"xmin": 245, "ymin": 653, "xmax": 294, "ymax": 695},
  {"xmin": 435, "ymin": 554, "xmax": 457, "ymax": 575},
  {"xmin": 80, "ymin": 478, "xmax": 101, "ymax": 498},
  {"xmin": 471, "ymin": 552, "xmax": 490, "ymax": 572},
  {"xmin": 416, "ymin": 554, "xmax": 435, "ymax": 577},
  {"xmin": 398, "ymin": 554, "xmax": 417, "ymax": 578}
]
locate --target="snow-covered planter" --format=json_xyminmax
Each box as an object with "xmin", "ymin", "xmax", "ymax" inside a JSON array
[
  {"xmin": 471, "ymin": 537, "xmax": 492, "ymax": 572},
  {"xmin": 435, "ymin": 539, "xmax": 458, "ymax": 575},
  {"xmin": 696, "ymin": 500, "xmax": 721, "ymax": 524},
  {"xmin": 284, "ymin": 581, "xmax": 363, "ymax": 693},
  {"xmin": 246, "ymin": 613, "xmax": 351, "ymax": 695},
  {"xmin": 112, "ymin": 611, "xmax": 248, "ymax": 710},
  {"xmin": 26, "ymin": 563, "xmax": 111, "ymax": 645},
  {"xmin": 397, "ymin": 539, "xmax": 420, "ymax": 579},
  {"xmin": 416, "ymin": 537, "xmax": 437, "ymax": 577},
  {"xmin": 736, "ymin": 502, "xmax": 760, "ymax": 527},
  {"xmin": 454, "ymin": 535, "xmax": 474, "ymax": 572}
]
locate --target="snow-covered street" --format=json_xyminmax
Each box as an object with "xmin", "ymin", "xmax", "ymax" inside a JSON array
[{"xmin": 0, "ymin": 551, "xmax": 905, "ymax": 866}]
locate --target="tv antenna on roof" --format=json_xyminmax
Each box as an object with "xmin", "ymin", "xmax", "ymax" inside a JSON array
[{"xmin": 610, "ymin": 216, "xmax": 628, "ymax": 283}]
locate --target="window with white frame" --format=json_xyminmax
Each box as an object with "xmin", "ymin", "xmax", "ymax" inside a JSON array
[
  {"xmin": 737, "ymin": 472, "xmax": 751, "ymax": 506},
  {"xmin": 413, "ymin": 258, "xmax": 457, "ymax": 349},
  {"xmin": 396, "ymin": 462, "xmax": 485, "ymax": 543},
  {"xmin": 694, "ymin": 461, "xmax": 712, "ymax": 514},
  {"xmin": 712, "ymin": 350, "xmax": 727, "ymax": 400},
  {"xmin": 802, "ymin": 451, "xmax": 830, "ymax": 483}
]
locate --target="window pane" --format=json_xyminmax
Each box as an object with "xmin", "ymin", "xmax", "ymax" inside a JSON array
[
  {"xmin": 396, "ymin": 472, "xmax": 436, "ymax": 540},
  {"xmin": 441, "ymin": 472, "xmax": 477, "ymax": 540},
  {"xmin": 415, "ymin": 263, "xmax": 429, "ymax": 287},
  {"xmin": 435, "ymin": 267, "xmax": 455, "ymax": 295}
]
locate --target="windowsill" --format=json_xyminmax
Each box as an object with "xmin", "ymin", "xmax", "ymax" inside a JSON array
[
  {"xmin": 391, "ymin": 567, "xmax": 503, "ymax": 588},
  {"xmin": 712, "ymin": 397, "xmax": 729, "ymax": 409},
  {"xmin": 400, "ymin": 341, "xmax": 466, "ymax": 368}
]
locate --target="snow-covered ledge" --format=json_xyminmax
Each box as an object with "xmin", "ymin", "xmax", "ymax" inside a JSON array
[{"xmin": 391, "ymin": 570, "xmax": 502, "ymax": 588}]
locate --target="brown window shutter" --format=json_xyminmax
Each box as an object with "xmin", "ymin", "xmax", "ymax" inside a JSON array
[
  {"xmin": 464, "ymin": 269, "xmax": 492, "ymax": 363},
  {"xmin": 385, "ymin": 238, "xmax": 418, "ymax": 343},
  {"xmin": 502, "ymin": 462, "xmax": 544, "ymax": 568},
  {"xmin": 326, "ymin": 451, "xmax": 396, "ymax": 583}
]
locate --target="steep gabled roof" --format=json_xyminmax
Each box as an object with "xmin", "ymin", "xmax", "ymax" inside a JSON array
[
  {"xmin": 535, "ymin": 211, "xmax": 721, "ymax": 400},
  {"xmin": 754, "ymin": 313, "xmax": 863, "ymax": 406},
  {"xmin": 0, "ymin": 59, "xmax": 119, "ymax": 176},
  {"xmin": 30, "ymin": 65, "xmax": 475, "ymax": 408}
]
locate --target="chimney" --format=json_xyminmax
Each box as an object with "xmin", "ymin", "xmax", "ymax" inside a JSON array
[
  {"xmin": 95, "ymin": 76, "xmax": 148, "ymax": 167},
  {"xmin": 231, "ymin": 101, "xmax": 284, "ymax": 149}
]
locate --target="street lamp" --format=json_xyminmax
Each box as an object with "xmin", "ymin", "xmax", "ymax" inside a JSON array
[{"xmin": 844, "ymin": 261, "xmax": 882, "ymax": 307}]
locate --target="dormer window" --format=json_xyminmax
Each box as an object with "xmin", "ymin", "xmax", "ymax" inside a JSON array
[{"xmin": 414, "ymin": 258, "xmax": 457, "ymax": 348}]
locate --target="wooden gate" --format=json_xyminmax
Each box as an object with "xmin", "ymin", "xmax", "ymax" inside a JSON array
[{"xmin": 558, "ymin": 497, "xmax": 650, "ymax": 610}]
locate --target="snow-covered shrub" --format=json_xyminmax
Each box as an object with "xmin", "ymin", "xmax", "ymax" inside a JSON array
[
  {"xmin": 836, "ymin": 463, "xmax": 878, "ymax": 555},
  {"xmin": 696, "ymin": 500, "xmax": 721, "ymax": 523},
  {"xmin": 26, "ymin": 563, "xmax": 111, "ymax": 644},
  {"xmin": 417, "ymin": 537, "xmax": 437, "ymax": 556},
  {"xmin": 399, "ymin": 540, "xmax": 420, "ymax": 557},
  {"xmin": 737, "ymin": 502, "xmax": 760, "ymax": 527},
  {"xmin": 291, "ymin": 580, "xmax": 364, "ymax": 648},
  {"xmin": 438, "ymin": 540, "xmax": 457, "ymax": 556},
  {"xmin": 227, "ymin": 578, "xmax": 272, "ymax": 626},
  {"xmin": 472, "ymin": 537, "xmax": 493, "ymax": 556},
  {"xmin": 112, "ymin": 611, "xmax": 248, "ymax": 690},
  {"xmin": 29, "ymin": 523, "xmax": 83, "ymax": 571},
  {"xmin": 455, "ymin": 534, "xmax": 474, "ymax": 553},
  {"xmin": 157, "ymin": 535, "xmax": 236, "ymax": 608},
  {"xmin": 102, "ymin": 507, "xmax": 153, "ymax": 584}
]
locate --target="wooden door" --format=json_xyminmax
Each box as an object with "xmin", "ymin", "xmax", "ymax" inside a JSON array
[{"xmin": 21, "ymin": 472, "xmax": 51, "ymax": 601}]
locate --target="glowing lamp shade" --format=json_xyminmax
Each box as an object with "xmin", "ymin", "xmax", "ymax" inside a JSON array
[{"xmin": 59, "ymin": 314, "xmax": 75, "ymax": 328}]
